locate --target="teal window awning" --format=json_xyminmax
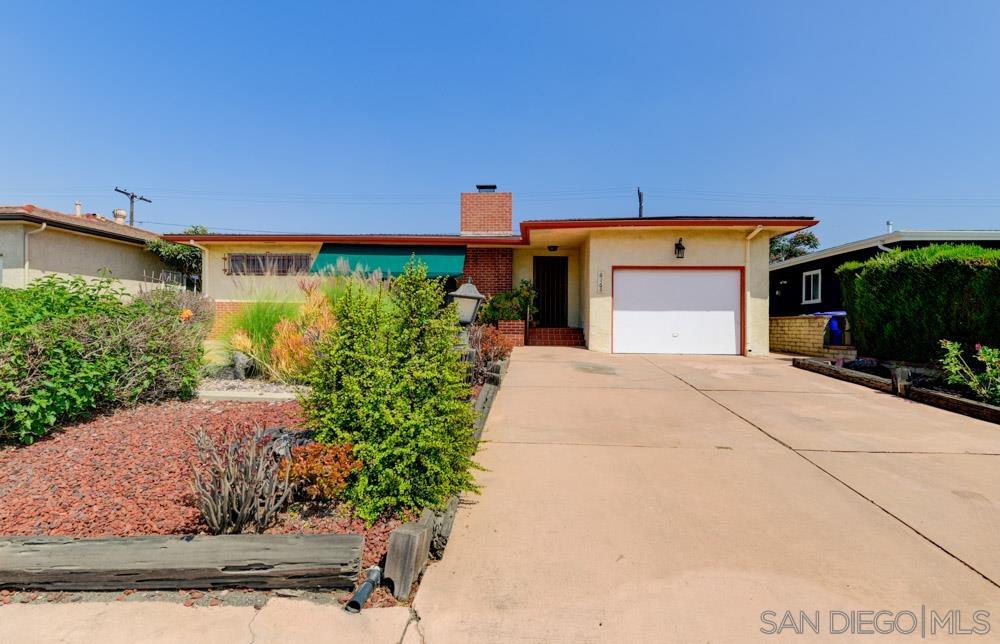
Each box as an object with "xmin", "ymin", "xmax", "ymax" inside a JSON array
[{"xmin": 310, "ymin": 244, "xmax": 466, "ymax": 278}]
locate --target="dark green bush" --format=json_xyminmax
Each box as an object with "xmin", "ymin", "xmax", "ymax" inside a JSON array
[
  {"xmin": 477, "ymin": 279, "xmax": 537, "ymax": 324},
  {"xmin": 302, "ymin": 260, "xmax": 478, "ymax": 522},
  {"xmin": 0, "ymin": 276, "xmax": 213, "ymax": 444},
  {"xmin": 837, "ymin": 244, "xmax": 1000, "ymax": 363}
]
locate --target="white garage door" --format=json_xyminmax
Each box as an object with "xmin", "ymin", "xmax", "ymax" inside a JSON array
[{"xmin": 613, "ymin": 269, "xmax": 742, "ymax": 354}]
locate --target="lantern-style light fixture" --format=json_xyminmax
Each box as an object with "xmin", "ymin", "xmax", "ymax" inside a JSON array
[
  {"xmin": 674, "ymin": 238, "xmax": 686, "ymax": 259},
  {"xmin": 447, "ymin": 280, "xmax": 485, "ymax": 326}
]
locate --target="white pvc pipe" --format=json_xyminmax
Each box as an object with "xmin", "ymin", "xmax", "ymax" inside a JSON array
[{"xmin": 23, "ymin": 222, "xmax": 47, "ymax": 286}]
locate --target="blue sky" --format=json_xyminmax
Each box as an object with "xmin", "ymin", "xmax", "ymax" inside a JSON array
[{"xmin": 2, "ymin": 1, "xmax": 998, "ymax": 247}]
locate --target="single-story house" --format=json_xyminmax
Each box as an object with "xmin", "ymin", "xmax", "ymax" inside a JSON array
[
  {"xmin": 165, "ymin": 186, "xmax": 816, "ymax": 355},
  {"xmin": 770, "ymin": 229, "xmax": 1000, "ymax": 316},
  {"xmin": 0, "ymin": 205, "xmax": 170, "ymax": 293}
]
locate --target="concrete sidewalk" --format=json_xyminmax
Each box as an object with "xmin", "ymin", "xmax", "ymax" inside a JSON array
[
  {"xmin": 414, "ymin": 348, "xmax": 1000, "ymax": 642},
  {"xmin": 0, "ymin": 598, "xmax": 414, "ymax": 644}
]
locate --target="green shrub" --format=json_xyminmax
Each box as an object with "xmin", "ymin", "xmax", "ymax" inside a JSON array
[
  {"xmin": 0, "ymin": 277, "xmax": 212, "ymax": 444},
  {"xmin": 477, "ymin": 279, "xmax": 537, "ymax": 324},
  {"xmin": 301, "ymin": 260, "xmax": 478, "ymax": 521},
  {"xmin": 940, "ymin": 340, "xmax": 1000, "ymax": 405},
  {"xmin": 837, "ymin": 244, "xmax": 1000, "ymax": 362}
]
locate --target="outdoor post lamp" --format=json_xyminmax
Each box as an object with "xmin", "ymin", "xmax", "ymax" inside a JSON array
[
  {"xmin": 674, "ymin": 238, "xmax": 686, "ymax": 259},
  {"xmin": 447, "ymin": 280, "xmax": 485, "ymax": 386},
  {"xmin": 448, "ymin": 280, "xmax": 485, "ymax": 327}
]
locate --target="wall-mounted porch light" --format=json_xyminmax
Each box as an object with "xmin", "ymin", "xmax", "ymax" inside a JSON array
[{"xmin": 674, "ymin": 238, "xmax": 686, "ymax": 259}]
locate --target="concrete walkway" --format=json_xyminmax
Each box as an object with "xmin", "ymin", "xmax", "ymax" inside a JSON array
[
  {"xmin": 5, "ymin": 348, "xmax": 999, "ymax": 642},
  {"xmin": 413, "ymin": 348, "xmax": 1000, "ymax": 642}
]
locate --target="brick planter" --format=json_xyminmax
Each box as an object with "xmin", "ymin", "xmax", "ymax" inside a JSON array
[{"xmin": 497, "ymin": 320, "xmax": 525, "ymax": 347}]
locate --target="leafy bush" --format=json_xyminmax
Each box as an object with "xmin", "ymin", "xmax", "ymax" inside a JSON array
[
  {"xmin": 468, "ymin": 324, "xmax": 514, "ymax": 385},
  {"xmin": 286, "ymin": 443, "xmax": 362, "ymax": 502},
  {"xmin": 940, "ymin": 340, "xmax": 1000, "ymax": 405},
  {"xmin": 302, "ymin": 260, "xmax": 478, "ymax": 522},
  {"xmin": 0, "ymin": 277, "xmax": 212, "ymax": 444},
  {"xmin": 837, "ymin": 244, "xmax": 1000, "ymax": 362},
  {"xmin": 477, "ymin": 279, "xmax": 537, "ymax": 324},
  {"xmin": 190, "ymin": 427, "xmax": 291, "ymax": 534}
]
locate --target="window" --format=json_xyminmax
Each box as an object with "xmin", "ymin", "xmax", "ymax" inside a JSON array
[
  {"xmin": 225, "ymin": 253, "xmax": 312, "ymax": 276},
  {"xmin": 802, "ymin": 269, "xmax": 821, "ymax": 304}
]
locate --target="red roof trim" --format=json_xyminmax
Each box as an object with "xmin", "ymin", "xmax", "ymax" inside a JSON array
[{"xmin": 163, "ymin": 217, "xmax": 818, "ymax": 245}]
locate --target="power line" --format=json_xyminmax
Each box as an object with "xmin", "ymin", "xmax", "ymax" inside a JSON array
[{"xmin": 1, "ymin": 184, "xmax": 1000, "ymax": 209}]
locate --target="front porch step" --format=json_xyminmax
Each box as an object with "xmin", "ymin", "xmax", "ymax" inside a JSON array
[{"xmin": 527, "ymin": 327, "xmax": 586, "ymax": 347}]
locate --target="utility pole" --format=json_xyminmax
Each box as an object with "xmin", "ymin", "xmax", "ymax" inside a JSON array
[
  {"xmin": 114, "ymin": 187, "xmax": 151, "ymax": 226},
  {"xmin": 637, "ymin": 186, "xmax": 644, "ymax": 218}
]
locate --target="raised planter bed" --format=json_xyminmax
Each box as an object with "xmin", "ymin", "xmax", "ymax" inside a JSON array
[
  {"xmin": 793, "ymin": 358, "xmax": 1000, "ymax": 424},
  {"xmin": 0, "ymin": 400, "xmax": 400, "ymax": 596}
]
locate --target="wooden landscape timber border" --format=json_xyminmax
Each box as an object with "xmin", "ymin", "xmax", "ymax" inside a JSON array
[
  {"xmin": 382, "ymin": 358, "xmax": 508, "ymax": 600},
  {"xmin": 0, "ymin": 534, "xmax": 362, "ymax": 591},
  {"xmin": 793, "ymin": 358, "xmax": 1000, "ymax": 424}
]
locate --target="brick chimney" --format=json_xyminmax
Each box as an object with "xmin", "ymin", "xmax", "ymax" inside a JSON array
[{"xmin": 460, "ymin": 184, "xmax": 513, "ymax": 236}]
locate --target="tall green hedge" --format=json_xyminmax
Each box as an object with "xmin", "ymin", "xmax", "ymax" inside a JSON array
[{"xmin": 836, "ymin": 244, "xmax": 1000, "ymax": 363}]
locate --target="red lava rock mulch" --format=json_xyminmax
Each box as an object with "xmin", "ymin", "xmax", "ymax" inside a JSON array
[
  {"xmin": 0, "ymin": 400, "xmax": 301, "ymax": 536},
  {"xmin": 0, "ymin": 399, "xmax": 419, "ymax": 608}
]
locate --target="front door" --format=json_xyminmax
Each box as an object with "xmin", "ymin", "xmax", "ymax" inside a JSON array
[{"xmin": 533, "ymin": 256, "xmax": 568, "ymax": 327}]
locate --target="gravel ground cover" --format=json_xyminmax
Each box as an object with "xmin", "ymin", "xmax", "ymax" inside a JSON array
[
  {"xmin": 0, "ymin": 399, "xmax": 404, "ymax": 607},
  {"xmin": 0, "ymin": 401, "xmax": 302, "ymax": 536},
  {"xmin": 199, "ymin": 377, "xmax": 306, "ymax": 395}
]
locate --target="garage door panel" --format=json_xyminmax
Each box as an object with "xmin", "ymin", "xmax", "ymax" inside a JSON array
[{"xmin": 613, "ymin": 269, "xmax": 741, "ymax": 355}]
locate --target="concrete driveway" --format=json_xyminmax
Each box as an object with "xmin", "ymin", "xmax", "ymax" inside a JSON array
[
  {"xmin": 5, "ymin": 348, "xmax": 998, "ymax": 643},
  {"xmin": 414, "ymin": 348, "xmax": 1000, "ymax": 643}
]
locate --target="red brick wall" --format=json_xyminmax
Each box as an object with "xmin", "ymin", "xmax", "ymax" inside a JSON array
[
  {"xmin": 463, "ymin": 248, "xmax": 513, "ymax": 296},
  {"xmin": 498, "ymin": 320, "xmax": 525, "ymax": 347},
  {"xmin": 460, "ymin": 192, "xmax": 513, "ymax": 235}
]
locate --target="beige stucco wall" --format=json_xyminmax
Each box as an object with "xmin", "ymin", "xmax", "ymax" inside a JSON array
[
  {"xmin": 201, "ymin": 242, "xmax": 323, "ymax": 301},
  {"xmin": 1, "ymin": 224, "xmax": 166, "ymax": 293},
  {"xmin": 512, "ymin": 247, "xmax": 581, "ymax": 328},
  {"xmin": 0, "ymin": 223, "xmax": 26, "ymax": 287},
  {"xmin": 581, "ymin": 227, "xmax": 772, "ymax": 355}
]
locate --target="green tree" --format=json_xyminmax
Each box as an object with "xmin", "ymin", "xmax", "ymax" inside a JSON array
[
  {"xmin": 770, "ymin": 231, "xmax": 820, "ymax": 263},
  {"xmin": 302, "ymin": 260, "xmax": 478, "ymax": 521},
  {"xmin": 145, "ymin": 225, "xmax": 208, "ymax": 287}
]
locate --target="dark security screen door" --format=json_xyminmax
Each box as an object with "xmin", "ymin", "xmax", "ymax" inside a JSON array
[{"xmin": 533, "ymin": 256, "xmax": 568, "ymax": 327}]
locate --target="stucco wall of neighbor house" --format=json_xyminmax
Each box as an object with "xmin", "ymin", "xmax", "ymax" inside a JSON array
[
  {"xmin": 200, "ymin": 242, "xmax": 324, "ymax": 302},
  {"xmin": 583, "ymin": 228, "xmax": 772, "ymax": 354},
  {"xmin": 18, "ymin": 226, "xmax": 167, "ymax": 293},
  {"xmin": 512, "ymin": 247, "xmax": 581, "ymax": 328},
  {"xmin": 0, "ymin": 223, "xmax": 26, "ymax": 287}
]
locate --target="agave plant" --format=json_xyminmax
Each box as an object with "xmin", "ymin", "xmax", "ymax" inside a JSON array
[{"xmin": 190, "ymin": 427, "xmax": 292, "ymax": 534}]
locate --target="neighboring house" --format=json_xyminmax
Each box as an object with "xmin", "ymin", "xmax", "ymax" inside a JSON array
[
  {"xmin": 0, "ymin": 205, "xmax": 170, "ymax": 293},
  {"xmin": 166, "ymin": 185, "xmax": 815, "ymax": 355},
  {"xmin": 768, "ymin": 229, "xmax": 1000, "ymax": 359},
  {"xmin": 769, "ymin": 230, "xmax": 1000, "ymax": 316}
]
